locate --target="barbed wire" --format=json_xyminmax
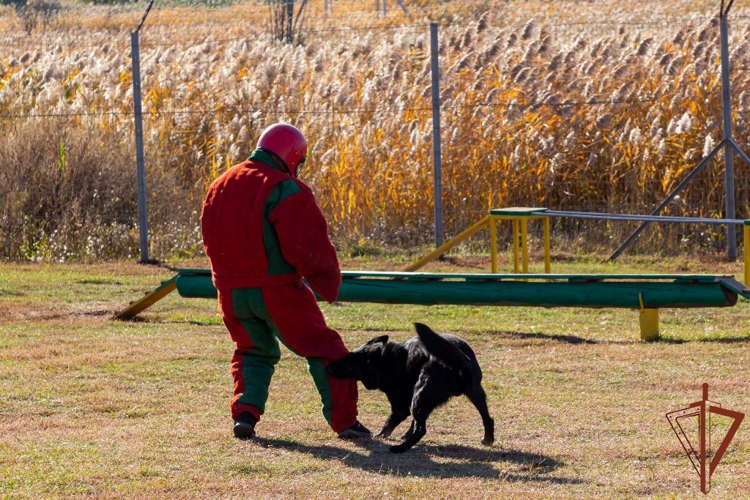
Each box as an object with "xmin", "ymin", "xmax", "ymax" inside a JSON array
[{"xmin": 0, "ymin": 94, "xmax": 673, "ymax": 121}]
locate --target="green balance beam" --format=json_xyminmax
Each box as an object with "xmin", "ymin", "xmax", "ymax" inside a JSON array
[
  {"xmin": 174, "ymin": 269, "xmax": 746, "ymax": 309},
  {"xmin": 113, "ymin": 269, "xmax": 748, "ymax": 340}
]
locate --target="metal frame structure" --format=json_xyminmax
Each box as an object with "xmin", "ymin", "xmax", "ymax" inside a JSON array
[
  {"xmin": 131, "ymin": 0, "xmax": 155, "ymax": 263},
  {"xmin": 611, "ymin": 0, "xmax": 747, "ymax": 261},
  {"xmin": 404, "ymin": 208, "xmax": 750, "ymax": 287},
  {"xmin": 403, "ymin": 207, "xmax": 553, "ymax": 275},
  {"xmin": 396, "ymin": 206, "xmax": 750, "ymax": 338}
]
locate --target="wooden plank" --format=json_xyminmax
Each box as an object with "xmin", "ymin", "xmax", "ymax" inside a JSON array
[
  {"xmin": 113, "ymin": 276, "xmax": 178, "ymax": 320},
  {"xmin": 718, "ymin": 277, "xmax": 750, "ymax": 299}
]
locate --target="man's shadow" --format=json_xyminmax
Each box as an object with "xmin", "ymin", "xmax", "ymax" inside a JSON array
[{"xmin": 251, "ymin": 437, "xmax": 583, "ymax": 483}]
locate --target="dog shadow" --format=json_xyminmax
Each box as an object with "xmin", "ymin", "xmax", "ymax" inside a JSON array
[
  {"xmin": 251, "ymin": 437, "xmax": 581, "ymax": 483},
  {"xmin": 502, "ymin": 329, "xmax": 750, "ymax": 345},
  {"xmin": 498, "ymin": 330, "xmax": 599, "ymax": 345}
]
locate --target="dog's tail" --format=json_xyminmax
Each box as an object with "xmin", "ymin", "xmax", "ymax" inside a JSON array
[{"xmin": 414, "ymin": 323, "xmax": 472, "ymax": 372}]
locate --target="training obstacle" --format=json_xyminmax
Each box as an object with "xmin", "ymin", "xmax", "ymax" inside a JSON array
[
  {"xmin": 114, "ymin": 207, "xmax": 750, "ymax": 340},
  {"xmin": 406, "ymin": 208, "xmax": 750, "ymax": 287},
  {"xmin": 116, "ymin": 268, "xmax": 750, "ymax": 341}
]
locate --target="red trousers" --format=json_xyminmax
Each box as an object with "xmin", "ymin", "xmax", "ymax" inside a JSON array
[{"xmin": 217, "ymin": 280, "xmax": 358, "ymax": 433}]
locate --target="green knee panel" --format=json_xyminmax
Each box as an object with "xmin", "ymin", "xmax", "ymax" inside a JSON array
[
  {"xmin": 230, "ymin": 287, "xmax": 334, "ymax": 424},
  {"xmin": 232, "ymin": 288, "xmax": 281, "ymax": 414}
]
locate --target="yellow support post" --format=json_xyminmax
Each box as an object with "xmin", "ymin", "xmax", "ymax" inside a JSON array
[
  {"xmin": 491, "ymin": 208, "xmax": 550, "ymax": 276},
  {"xmin": 512, "ymin": 219, "xmax": 520, "ymax": 273},
  {"xmin": 543, "ymin": 217, "xmax": 551, "ymax": 275},
  {"xmin": 404, "ymin": 216, "xmax": 490, "ymax": 272},
  {"xmin": 521, "ymin": 218, "xmax": 529, "ymax": 275},
  {"xmin": 490, "ymin": 215, "xmax": 498, "ymax": 274},
  {"xmin": 521, "ymin": 218, "xmax": 529, "ymax": 281},
  {"xmin": 638, "ymin": 292, "xmax": 659, "ymax": 341},
  {"xmin": 543, "ymin": 217, "xmax": 551, "ymax": 282},
  {"xmin": 639, "ymin": 309, "xmax": 660, "ymax": 341}
]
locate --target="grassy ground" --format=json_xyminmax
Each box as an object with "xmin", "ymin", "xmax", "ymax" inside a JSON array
[{"xmin": 1, "ymin": 252, "xmax": 750, "ymax": 499}]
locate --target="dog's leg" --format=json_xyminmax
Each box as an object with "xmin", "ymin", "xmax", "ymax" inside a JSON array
[
  {"xmin": 390, "ymin": 371, "xmax": 450, "ymax": 453},
  {"xmin": 399, "ymin": 419, "xmax": 416, "ymax": 441},
  {"xmin": 467, "ymin": 383, "xmax": 495, "ymax": 446},
  {"xmin": 389, "ymin": 404, "xmax": 434, "ymax": 453},
  {"xmin": 376, "ymin": 409, "xmax": 410, "ymax": 438}
]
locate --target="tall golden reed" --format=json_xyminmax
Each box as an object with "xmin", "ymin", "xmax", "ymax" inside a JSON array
[{"xmin": 0, "ymin": 0, "xmax": 747, "ymax": 259}]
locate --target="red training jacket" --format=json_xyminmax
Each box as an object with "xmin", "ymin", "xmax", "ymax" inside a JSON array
[{"xmin": 200, "ymin": 155, "xmax": 341, "ymax": 303}]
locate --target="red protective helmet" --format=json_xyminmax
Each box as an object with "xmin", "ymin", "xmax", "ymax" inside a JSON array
[{"xmin": 256, "ymin": 123, "xmax": 307, "ymax": 178}]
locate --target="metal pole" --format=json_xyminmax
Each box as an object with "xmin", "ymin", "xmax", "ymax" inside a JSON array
[
  {"xmin": 325, "ymin": 0, "xmax": 328, "ymax": 19},
  {"xmin": 430, "ymin": 22, "xmax": 444, "ymax": 248},
  {"xmin": 720, "ymin": 11, "xmax": 737, "ymax": 260},
  {"xmin": 131, "ymin": 31, "xmax": 149, "ymax": 263},
  {"xmin": 382, "ymin": 0, "xmax": 386, "ymax": 17},
  {"xmin": 396, "ymin": 0, "xmax": 410, "ymax": 17},
  {"xmin": 286, "ymin": 0, "xmax": 294, "ymax": 43},
  {"xmin": 731, "ymin": 138, "xmax": 750, "ymax": 167},
  {"xmin": 609, "ymin": 141, "xmax": 726, "ymax": 261}
]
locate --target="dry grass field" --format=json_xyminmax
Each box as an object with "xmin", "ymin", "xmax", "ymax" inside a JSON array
[
  {"xmin": 2, "ymin": 0, "xmax": 750, "ymax": 260},
  {"xmin": 2, "ymin": 253, "xmax": 750, "ymax": 499}
]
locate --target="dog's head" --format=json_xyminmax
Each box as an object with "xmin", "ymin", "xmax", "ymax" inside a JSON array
[{"xmin": 326, "ymin": 335, "xmax": 389, "ymax": 390}]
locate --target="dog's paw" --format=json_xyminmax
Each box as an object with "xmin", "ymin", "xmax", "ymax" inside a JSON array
[
  {"xmin": 481, "ymin": 436, "xmax": 494, "ymax": 446},
  {"xmin": 389, "ymin": 444, "xmax": 409, "ymax": 454}
]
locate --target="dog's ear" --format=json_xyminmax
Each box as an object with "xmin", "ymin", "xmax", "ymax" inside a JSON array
[{"xmin": 366, "ymin": 335, "xmax": 389, "ymax": 346}]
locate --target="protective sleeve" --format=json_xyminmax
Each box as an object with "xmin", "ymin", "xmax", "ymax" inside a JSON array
[{"xmin": 268, "ymin": 186, "xmax": 342, "ymax": 303}]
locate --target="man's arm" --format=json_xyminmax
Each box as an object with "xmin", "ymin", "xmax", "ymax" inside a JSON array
[{"xmin": 267, "ymin": 182, "xmax": 341, "ymax": 302}]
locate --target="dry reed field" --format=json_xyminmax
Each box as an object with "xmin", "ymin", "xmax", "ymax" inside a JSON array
[{"xmin": 1, "ymin": 0, "xmax": 749, "ymax": 260}]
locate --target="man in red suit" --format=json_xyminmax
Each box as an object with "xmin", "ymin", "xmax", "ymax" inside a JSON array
[{"xmin": 201, "ymin": 123, "xmax": 370, "ymax": 439}]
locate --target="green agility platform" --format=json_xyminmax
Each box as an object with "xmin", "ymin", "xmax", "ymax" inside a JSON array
[{"xmin": 116, "ymin": 269, "xmax": 750, "ymax": 341}]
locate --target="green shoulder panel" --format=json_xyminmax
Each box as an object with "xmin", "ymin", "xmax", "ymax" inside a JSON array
[
  {"xmin": 263, "ymin": 179, "xmax": 303, "ymax": 276},
  {"xmin": 249, "ymin": 148, "xmax": 287, "ymax": 174}
]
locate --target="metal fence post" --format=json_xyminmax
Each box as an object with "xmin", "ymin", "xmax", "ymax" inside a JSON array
[
  {"xmin": 720, "ymin": 9, "xmax": 737, "ymax": 260},
  {"xmin": 131, "ymin": 30, "xmax": 149, "ymax": 263},
  {"xmin": 286, "ymin": 0, "xmax": 294, "ymax": 43},
  {"xmin": 430, "ymin": 21, "xmax": 444, "ymax": 249}
]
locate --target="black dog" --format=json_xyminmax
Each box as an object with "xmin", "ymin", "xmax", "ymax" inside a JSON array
[{"xmin": 327, "ymin": 323, "xmax": 494, "ymax": 453}]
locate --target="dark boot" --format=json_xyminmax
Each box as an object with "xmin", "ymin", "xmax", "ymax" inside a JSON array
[
  {"xmin": 233, "ymin": 412, "xmax": 257, "ymax": 440},
  {"xmin": 337, "ymin": 421, "xmax": 372, "ymax": 439}
]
